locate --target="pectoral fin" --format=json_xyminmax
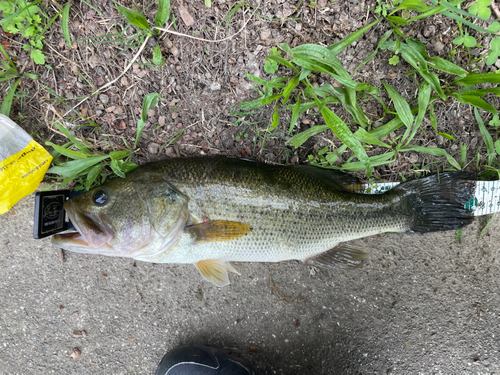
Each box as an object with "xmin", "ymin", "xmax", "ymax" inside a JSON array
[
  {"xmin": 195, "ymin": 259, "xmax": 239, "ymax": 287},
  {"xmin": 186, "ymin": 221, "xmax": 252, "ymax": 243},
  {"xmin": 305, "ymin": 243, "xmax": 369, "ymax": 269}
]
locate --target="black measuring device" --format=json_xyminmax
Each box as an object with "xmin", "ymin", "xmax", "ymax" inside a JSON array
[{"xmin": 33, "ymin": 190, "xmax": 82, "ymax": 239}]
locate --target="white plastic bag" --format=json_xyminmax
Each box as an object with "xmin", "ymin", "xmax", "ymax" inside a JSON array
[{"xmin": 0, "ymin": 114, "xmax": 52, "ymax": 214}]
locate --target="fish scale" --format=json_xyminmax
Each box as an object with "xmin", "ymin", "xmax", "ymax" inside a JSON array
[{"xmin": 147, "ymin": 158, "xmax": 411, "ymax": 264}]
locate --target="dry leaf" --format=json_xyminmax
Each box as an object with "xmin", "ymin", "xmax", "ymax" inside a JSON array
[{"xmin": 179, "ymin": 5, "xmax": 195, "ymax": 27}]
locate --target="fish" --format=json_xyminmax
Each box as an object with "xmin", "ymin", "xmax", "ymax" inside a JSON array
[{"xmin": 52, "ymin": 156, "xmax": 476, "ymax": 287}]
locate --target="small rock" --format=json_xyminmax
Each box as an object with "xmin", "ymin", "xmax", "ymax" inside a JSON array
[
  {"xmin": 148, "ymin": 37, "xmax": 156, "ymax": 47},
  {"xmin": 408, "ymin": 153, "xmax": 419, "ymax": 164},
  {"xmin": 99, "ymin": 94, "xmax": 109, "ymax": 104},
  {"xmin": 70, "ymin": 348, "xmax": 81, "ymax": 360},
  {"xmin": 223, "ymin": 138, "xmax": 233, "ymax": 148},
  {"xmin": 158, "ymin": 116, "xmax": 166, "ymax": 127},
  {"xmin": 170, "ymin": 46, "xmax": 179, "ymax": 57},
  {"xmin": 72, "ymin": 330, "xmax": 88, "ymax": 338},
  {"xmin": 148, "ymin": 142, "xmax": 161, "ymax": 154},
  {"xmin": 59, "ymin": 305, "xmax": 64, "ymax": 311},
  {"xmin": 495, "ymin": 59, "xmax": 500, "ymax": 69},
  {"xmin": 470, "ymin": 137, "xmax": 478, "ymax": 148},
  {"xmin": 165, "ymin": 147, "xmax": 176, "ymax": 157},
  {"xmin": 437, "ymin": 134, "xmax": 444, "ymax": 145},
  {"xmin": 97, "ymin": 66, "xmax": 106, "ymax": 76},
  {"xmin": 427, "ymin": 141, "xmax": 437, "ymax": 148},
  {"xmin": 120, "ymin": 76, "xmax": 128, "ymax": 86},
  {"xmin": 260, "ymin": 30, "xmax": 272, "ymax": 40},
  {"xmin": 423, "ymin": 25, "xmax": 435, "ymax": 38},
  {"xmin": 433, "ymin": 41, "xmax": 445, "ymax": 53},
  {"xmin": 210, "ymin": 82, "xmax": 221, "ymax": 91},
  {"xmin": 172, "ymin": 112, "xmax": 178, "ymax": 120}
]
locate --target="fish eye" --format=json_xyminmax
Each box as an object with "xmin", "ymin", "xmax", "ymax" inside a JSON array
[{"xmin": 92, "ymin": 190, "xmax": 108, "ymax": 206}]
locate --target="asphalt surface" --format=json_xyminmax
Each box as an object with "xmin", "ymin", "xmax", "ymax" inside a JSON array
[{"xmin": 1, "ymin": 185, "xmax": 499, "ymax": 374}]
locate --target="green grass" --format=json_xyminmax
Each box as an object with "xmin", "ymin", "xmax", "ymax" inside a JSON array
[{"xmin": 237, "ymin": 0, "xmax": 500, "ymax": 176}]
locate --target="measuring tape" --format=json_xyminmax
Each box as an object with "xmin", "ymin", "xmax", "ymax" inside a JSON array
[{"xmin": 359, "ymin": 181, "xmax": 499, "ymax": 216}]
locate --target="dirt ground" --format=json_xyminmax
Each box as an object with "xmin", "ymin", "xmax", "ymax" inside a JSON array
[
  {"xmin": 1, "ymin": 185, "xmax": 500, "ymax": 374},
  {"xmin": 2, "ymin": 0, "xmax": 499, "ymax": 180}
]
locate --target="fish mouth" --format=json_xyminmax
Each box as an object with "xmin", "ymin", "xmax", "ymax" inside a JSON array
[{"xmin": 51, "ymin": 200, "xmax": 112, "ymax": 254}]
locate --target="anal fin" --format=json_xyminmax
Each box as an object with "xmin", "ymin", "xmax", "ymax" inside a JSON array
[
  {"xmin": 195, "ymin": 259, "xmax": 239, "ymax": 287},
  {"xmin": 186, "ymin": 220, "xmax": 252, "ymax": 243},
  {"xmin": 305, "ymin": 243, "xmax": 369, "ymax": 269}
]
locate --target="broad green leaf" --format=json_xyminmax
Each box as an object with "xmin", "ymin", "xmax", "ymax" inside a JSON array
[
  {"xmin": 153, "ymin": 44, "xmax": 162, "ymax": 65},
  {"xmin": 340, "ymin": 151, "xmax": 396, "ymax": 171},
  {"xmin": 46, "ymin": 155, "xmax": 110, "ymax": 178},
  {"xmin": 393, "ymin": 0, "xmax": 429, "ymax": 12},
  {"xmin": 116, "ymin": 5, "xmax": 150, "ymax": 30},
  {"xmin": 453, "ymin": 93, "xmax": 498, "ymax": 115},
  {"xmin": 270, "ymin": 102, "xmax": 279, "ymax": 129},
  {"xmin": 491, "ymin": 37, "xmax": 500, "ymax": 52},
  {"xmin": 288, "ymin": 125, "xmax": 329, "ymax": 147},
  {"xmin": 437, "ymin": 132, "xmax": 455, "ymax": 141},
  {"xmin": 464, "ymin": 35, "xmax": 476, "ymax": 47},
  {"xmin": 261, "ymin": 93, "xmax": 283, "ymax": 106},
  {"xmin": 486, "ymin": 52, "xmax": 499, "ymax": 66},
  {"xmin": 453, "ymin": 35, "xmax": 465, "ymax": 45},
  {"xmin": 495, "ymin": 140, "xmax": 500, "ymax": 154},
  {"xmin": 135, "ymin": 119, "xmax": 146, "ymax": 149},
  {"xmin": 141, "ymin": 92, "xmax": 160, "ymax": 122},
  {"xmin": 387, "ymin": 16, "xmax": 408, "ymax": 25},
  {"xmin": 86, "ymin": 164, "xmax": 103, "ymax": 191},
  {"xmin": 154, "ymin": 0, "xmax": 170, "ymax": 27},
  {"xmin": 110, "ymin": 150, "xmax": 131, "ymax": 160},
  {"xmin": 45, "ymin": 142, "xmax": 90, "ymax": 159},
  {"xmin": 474, "ymin": 108, "xmax": 495, "ymax": 165},
  {"xmin": 453, "ymin": 72, "xmax": 500, "ymax": 85},
  {"xmin": 244, "ymin": 73, "xmax": 286, "ymax": 88},
  {"xmin": 383, "ymin": 82, "xmax": 414, "ymax": 128},
  {"xmin": 354, "ymin": 128, "xmax": 391, "ymax": 148},
  {"xmin": 298, "ymin": 69, "xmax": 311, "ymax": 81},
  {"xmin": 402, "ymin": 145, "xmax": 460, "ymax": 169},
  {"xmin": 62, "ymin": 2, "xmax": 71, "ymax": 48},
  {"xmin": 110, "ymin": 159, "xmax": 126, "ymax": 178},
  {"xmin": 54, "ymin": 123, "xmax": 91, "ymax": 154},
  {"xmin": 427, "ymin": 56, "xmax": 467, "ymax": 76},
  {"xmin": 321, "ymin": 107, "xmax": 370, "ymax": 172},
  {"xmin": 282, "ymin": 75, "xmax": 300, "ymax": 104},
  {"xmin": 405, "ymin": 81, "xmax": 431, "ymax": 145},
  {"xmin": 289, "ymin": 97, "xmax": 301, "ymax": 134},
  {"xmin": 460, "ymin": 143, "xmax": 467, "ymax": 167},
  {"xmin": 328, "ymin": 19, "xmax": 380, "ymax": 55},
  {"xmin": 30, "ymin": 49, "xmax": 45, "ymax": 64},
  {"xmin": 489, "ymin": 21, "xmax": 500, "ymax": 32},
  {"xmin": 266, "ymin": 54, "xmax": 298, "ymax": 72}
]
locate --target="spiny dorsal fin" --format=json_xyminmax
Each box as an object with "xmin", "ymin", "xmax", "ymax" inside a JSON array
[
  {"xmin": 186, "ymin": 221, "xmax": 251, "ymax": 243},
  {"xmin": 195, "ymin": 260, "xmax": 238, "ymax": 287},
  {"xmin": 305, "ymin": 243, "xmax": 369, "ymax": 269}
]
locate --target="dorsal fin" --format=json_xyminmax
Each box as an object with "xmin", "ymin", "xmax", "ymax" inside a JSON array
[{"xmin": 291, "ymin": 165, "xmax": 361, "ymax": 192}]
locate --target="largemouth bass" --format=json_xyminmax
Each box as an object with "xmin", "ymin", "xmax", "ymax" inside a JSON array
[{"xmin": 52, "ymin": 157, "xmax": 475, "ymax": 286}]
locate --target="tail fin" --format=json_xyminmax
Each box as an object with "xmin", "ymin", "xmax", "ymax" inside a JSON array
[{"xmin": 393, "ymin": 171, "xmax": 476, "ymax": 233}]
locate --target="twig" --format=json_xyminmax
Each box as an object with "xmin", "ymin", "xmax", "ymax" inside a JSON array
[
  {"xmin": 63, "ymin": 8, "xmax": 256, "ymax": 117},
  {"xmin": 63, "ymin": 35, "xmax": 150, "ymax": 117},
  {"xmin": 154, "ymin": 8, "xmax": 256, "ymax": 43},
  {"xmin": 492, "ymin": 1, "xmax": 500, "ymax": 20}
]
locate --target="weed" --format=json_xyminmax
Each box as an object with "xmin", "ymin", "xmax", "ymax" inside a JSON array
[{"xmin": 0, "ymin": 0, "xmax": 47, "ymax": 64}]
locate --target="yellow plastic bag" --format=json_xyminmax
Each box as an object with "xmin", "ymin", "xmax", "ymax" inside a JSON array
[{"xmin": 0, "ymin": 114, "xmax": 52, "ymax": 215}]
